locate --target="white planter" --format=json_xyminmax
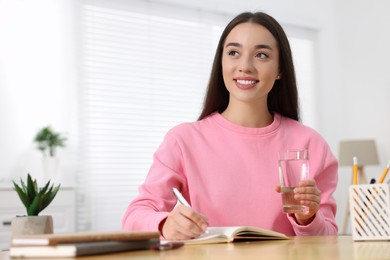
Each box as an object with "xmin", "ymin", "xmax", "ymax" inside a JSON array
[
  {"xmin": 11, "ymin": 215, "xmax": 54, "ymax": 236},
  {"xmin": 42, "ymin": 157, "xmax": 60, "ymax": 182}
]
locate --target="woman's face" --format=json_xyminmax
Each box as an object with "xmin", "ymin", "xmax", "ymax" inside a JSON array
[{"xmin": 222, "ymin": 22, "xmax": 280, "ymax": 106}]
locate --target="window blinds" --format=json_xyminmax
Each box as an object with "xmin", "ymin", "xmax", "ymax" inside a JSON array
[{"xmin": 78, "ymin": 1, "xmax": 223, "ymax": 230}]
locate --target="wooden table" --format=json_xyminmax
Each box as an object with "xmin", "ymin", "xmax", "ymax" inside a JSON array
[{"xmin": 1, "ymin": 236, "xmax": 390, "ymax": 260}]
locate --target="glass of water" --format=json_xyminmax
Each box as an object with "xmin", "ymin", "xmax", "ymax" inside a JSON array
[{"xmin": 278, "ymin": 149, "xmax": 309, "ymax": 214}]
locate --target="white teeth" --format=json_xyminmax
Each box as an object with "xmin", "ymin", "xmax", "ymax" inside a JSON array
[{"xmin": 236, "ymin": 80, "xmax": 256, "ymax": 85}]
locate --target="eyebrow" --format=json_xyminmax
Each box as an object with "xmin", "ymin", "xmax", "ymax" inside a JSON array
[{"xmin": 225, "ymin": 42, "xmax": 273, "ymax": 50}]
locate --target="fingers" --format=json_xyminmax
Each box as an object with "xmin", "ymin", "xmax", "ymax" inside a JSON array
[
  {"xmin": 295, "ymin": 179, "xmax": 320, "ymax": 196},
  {"xmin": 162, "ymin": 205, "xmax": 208, "ymax": 240},
  {"xmin": 293, "ymin": 179, "xmax": 321, "ymax": 223},
  {"xmin": 179, "ymin": 206, "xmax": 208, "ymax": 231},
  {"xmin": 294, "ymin": 186, "xmax": 321, "ymax": 204}
]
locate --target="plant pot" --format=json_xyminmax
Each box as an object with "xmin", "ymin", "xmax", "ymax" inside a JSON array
[{"xmin": 11, "ymin": 215, "xmax": 53, "ymax": 236}]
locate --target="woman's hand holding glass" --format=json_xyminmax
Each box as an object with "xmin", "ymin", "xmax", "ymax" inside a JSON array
[
  {"xmin": 291, "ymin": 179, "xmax": 321, "ymax": 225},
  {"xmin": 276, "ymin": 178, "xmax": 321, "ymax": 225}
]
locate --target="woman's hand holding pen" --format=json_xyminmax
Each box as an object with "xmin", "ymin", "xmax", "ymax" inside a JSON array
[{"xmin": 161, "ymin": 205, "xmax": 208, "ymax": 240}]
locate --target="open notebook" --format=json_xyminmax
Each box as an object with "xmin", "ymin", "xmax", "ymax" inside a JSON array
[{"xmin": 168, "ymin": 226, "xmax": 290, "ymax": 245}]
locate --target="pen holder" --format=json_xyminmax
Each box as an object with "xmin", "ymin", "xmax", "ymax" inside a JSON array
[{"xmin": 349, "ymin": 184, "xmax": 390, "ymax": 241}]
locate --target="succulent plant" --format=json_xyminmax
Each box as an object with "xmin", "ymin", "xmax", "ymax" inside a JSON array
[{"xmin": 12, "ymin": 174, "xmax": 61, "ymax": 216}]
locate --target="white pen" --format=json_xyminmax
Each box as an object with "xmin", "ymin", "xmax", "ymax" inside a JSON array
[{"xmin": 172, "ymin": 187, "xmax": 191, "ymax": 207}]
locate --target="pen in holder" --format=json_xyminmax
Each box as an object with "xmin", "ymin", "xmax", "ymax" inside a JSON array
[{"xmin": 349, "ymin": 184, "xmax": 390, "ymax": 241}]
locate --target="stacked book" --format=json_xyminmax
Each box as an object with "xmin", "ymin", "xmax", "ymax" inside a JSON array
[{"xmin": 9, "ymin": 230, "xmax": 160, "ymax": 258}]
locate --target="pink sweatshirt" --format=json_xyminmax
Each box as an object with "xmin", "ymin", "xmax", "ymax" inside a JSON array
[{"xmin": 122, "ymin": 113, "xmax": 338, "ymax": 236}]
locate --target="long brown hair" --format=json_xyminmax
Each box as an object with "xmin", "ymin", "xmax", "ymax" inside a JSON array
[{"xmin": 198, "ymin": 12, "xmax": 299, "ymax": 121}]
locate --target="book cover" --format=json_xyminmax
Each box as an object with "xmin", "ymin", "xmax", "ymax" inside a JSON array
[
  {"xmin": 10, "ymin": 239, "xmax": 160, "ymax": 257},
  {"xmin": 12, "ymin": 230, "xmax": 160, "ymax": 246}
]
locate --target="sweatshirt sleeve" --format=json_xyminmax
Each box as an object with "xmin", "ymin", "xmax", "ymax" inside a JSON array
[
  {"xmin": 122, "ymin": 133, "xmax": 186, "ymax": 232},
  {"xmin": 288, "ymin": 139, "xmax": 339, "ymax": 235}
]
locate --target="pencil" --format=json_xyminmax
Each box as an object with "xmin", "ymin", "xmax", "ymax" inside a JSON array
[
  {"xmin": 378, "ymin": 161, "xmax": 390, "ymax": 184},
  {"xmin": 353, "ymin": 156, "xmax": 358, "ymax": 185}
]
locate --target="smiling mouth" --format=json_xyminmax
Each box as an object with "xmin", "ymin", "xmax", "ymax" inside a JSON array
[
  {"xmin": 236, "ymin": 79, "xmax": 257, "ymax": 85},
  {"xmin": 235, "ymin": 79, "xmax": 258, "ymax": 89}
]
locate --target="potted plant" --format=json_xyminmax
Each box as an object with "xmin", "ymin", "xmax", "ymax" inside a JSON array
[
  {"xmin": 34, "ymin": 126, "xmax": 67, "ymax": 181},
  {"xmin": 34, "ymin": 126, "xmax": 67, "ymax": 157},
  {"xmin": 11, "ymin": 173, "xmax": 61, "ymax": 235}
]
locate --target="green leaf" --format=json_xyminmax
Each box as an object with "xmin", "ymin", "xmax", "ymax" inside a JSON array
[
  {"xmin": 26, "ymin": 174, "xmax": 37, "ymax": 204},
  {"xmin": 40, "ymin": 184, "xmax": 61, "ymax": 211},
  {"xmin": 28, "ymin": 195, "xmax": 42, "ymax": 216},
  {"xmin": 39, "ymin": 180, "xmax": 50, "ymax": 195},
  {"xmin": 12, "ymin": 181, "xmax": 30, "ymax": 211},
  {"xmin": 20, "ymin": 178, "xmax": 27, "ymax": 194}
]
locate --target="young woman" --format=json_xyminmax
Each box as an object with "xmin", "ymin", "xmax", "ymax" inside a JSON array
[{"xmin": 122, "ymin": 12, "xmax": 338, "ymax": 239}]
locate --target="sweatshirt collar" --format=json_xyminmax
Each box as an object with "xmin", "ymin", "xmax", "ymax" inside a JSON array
[{"xmin": 211, "ymin": 112, "xmax": 281, "ymax": 135}]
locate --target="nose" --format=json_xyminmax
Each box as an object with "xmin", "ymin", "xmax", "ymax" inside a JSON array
[{"xmin": 238, "ymin": 55, "xmax": 254, "ymax": 73}]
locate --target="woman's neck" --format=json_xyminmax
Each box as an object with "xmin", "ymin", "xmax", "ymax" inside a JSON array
[{"xmin": 221, "ymin": 102, "xmax": 273, "ymax": 128}]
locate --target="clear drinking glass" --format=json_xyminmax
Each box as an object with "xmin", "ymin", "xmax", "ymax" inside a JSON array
[{"xmin": 278, "ymin": 149, "xmax": 309, "ymax": 214}]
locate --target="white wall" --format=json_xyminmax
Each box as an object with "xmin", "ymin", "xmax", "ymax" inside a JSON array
[
  {"xmin": 329, "ymin": 0, "xmax": 390, "ymax": 233},
  {"xmin": 1, "ymin": 0, "xmax": 389, "ymax": 234},
  {"xmin": 0, "ymin": 0, "xmax": 78, "ymax": 185}
]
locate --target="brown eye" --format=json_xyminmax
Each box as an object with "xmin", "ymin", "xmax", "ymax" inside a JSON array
[
  {"xmin": 256, "ymin": 52, "xmax": 268, "ymax": 59},
  {"xmin": 228, "ymin": 50, "xmax": 239, "ymax": 56}
]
